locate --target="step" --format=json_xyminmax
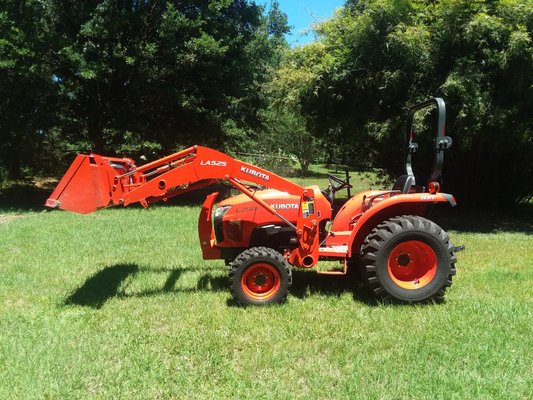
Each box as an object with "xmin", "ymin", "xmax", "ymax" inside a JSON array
[{"xmin": 319, "ymin": 245, "xmax": 349, "ymax": 257}]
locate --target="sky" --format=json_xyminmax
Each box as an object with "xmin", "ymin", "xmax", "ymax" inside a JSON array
[{"xmin": 274, "ymin": 0, "xmax": 346, "ymax": 46}]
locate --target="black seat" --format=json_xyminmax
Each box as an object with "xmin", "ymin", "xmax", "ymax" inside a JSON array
[
  {"xmin": 321, "ymin": 190, "xmax": 333, "ymax": 204},
  {"xmin": 392, "ymin": 175, "xmax": 415, "ymax": 194}
]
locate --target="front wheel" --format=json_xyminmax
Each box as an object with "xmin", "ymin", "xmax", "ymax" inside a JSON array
[
  {"xmin": 360, "ymin": 215, "xmax": 457, "ymax": 303},
  {"xmin": 229, "ymin": 247, "xmax": 292, "ymax": 306}
]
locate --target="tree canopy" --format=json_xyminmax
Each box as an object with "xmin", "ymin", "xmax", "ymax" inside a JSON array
[
  {"xmin": 0, "ymin": 0, "xmax": 531, "ymax": 208},
  {"xmin": 272, "ymin": 0, "xmax": 532, "ymax": 208},
  {"xmin": 0, "ymin": 0, "xmax": 286, "ymax": 176}
]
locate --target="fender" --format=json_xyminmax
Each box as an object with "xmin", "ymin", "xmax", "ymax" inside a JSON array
[{"xmin": 346, "ymin": 192, "xmax": 456, "ymax": 257}]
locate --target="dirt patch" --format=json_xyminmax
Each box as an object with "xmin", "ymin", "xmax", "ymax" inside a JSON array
[
  {"xmin": 0, "ymin": 214, "xmax": 22, "ymax": 224},
  {"xmin": 32, "ymin": 177, "xmax": 59, "ymax": 190}
]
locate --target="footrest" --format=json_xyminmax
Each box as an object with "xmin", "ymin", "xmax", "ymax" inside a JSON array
[
  {"xmin": 316, "ymin": 259, "xmax": 348, "ymax": 275},
  {"xmin": 318, "ymin": 245, "xmax": 349, "ymax": 257}
]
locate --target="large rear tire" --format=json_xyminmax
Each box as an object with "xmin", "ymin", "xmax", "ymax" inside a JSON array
[
  {"xmin": 360, "ymin": 215, "xmax": 456, "ymax": 303},
  {"xmin": 229, "ymin": 247, "xmax": 292, "ymax": 306}
]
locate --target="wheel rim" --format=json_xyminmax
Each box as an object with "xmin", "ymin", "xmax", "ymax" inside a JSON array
[
  {"xmin": 387, "ymin": 240, "xmax": 437, "ymax": 290},
  {"xmin": 241, "ymin": 263, "xmax": 281, "ymax": 301}
]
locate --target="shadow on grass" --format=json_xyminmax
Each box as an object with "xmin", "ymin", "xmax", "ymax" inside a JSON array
[
  {"xmin": 65, "ymin": 264, "xmax": 140, "ymax": 309},
  {"xmin": 0, "ymin": 183, "xmax": 55, "ymax": 212},
  {"xmin": 66, "ymin": 263, "xmax": 450, "ymax": 309},
  {"xmin": 130, "ymin": 271, "xmax": 228, "ymax": 300},
  {"xmin": 65, "ymin": 263, "xmax": 377, "ymax": 309},
  {"xmin": 65, "ymin": 263, "xmax": 227, "ymax": 309},
  {"xmin": 289, "ymin": 269, "xmax": 378, "ymax": 306},
  {"xmin": 431, "ymin": 205, "xmax": 533, "ymax": 234}
]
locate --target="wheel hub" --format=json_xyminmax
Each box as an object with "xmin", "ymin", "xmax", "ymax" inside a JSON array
[
  {"xmin": 254, "ymin": 274, "xmax": 267, "ymax": 286},
  {"xmin": 388, "ymin": 240, "xmax": 437, "ymax": 289},
  {"xmin": 240, "ymin": 263, "xmax": 281, "ymax": 300},
  {"xmin": 397, "ymin": 253, "xmax": 411, "ymax": 266}
]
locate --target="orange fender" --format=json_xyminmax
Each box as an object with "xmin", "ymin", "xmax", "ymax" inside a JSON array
[{"xmin": 346, "ymin": 192, "xmax": 456, "ymax": 257}]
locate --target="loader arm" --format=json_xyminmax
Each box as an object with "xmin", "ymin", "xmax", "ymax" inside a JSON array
[
  {"xmin": 117, "ymin": 146, "xmax": 304, "ymax": 212},
  {"xmin": 46, "ymin": 145, "xmax": 321, "ymax": 268}
]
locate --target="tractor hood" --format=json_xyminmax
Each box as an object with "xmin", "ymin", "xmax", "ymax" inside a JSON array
[
  {"xmin": 218, "ymin": 189, "xmax": 301, "ymax": 221},
  {"xmin": 212, "ymin": 187, "xmax": 331, "ymax": 248}
]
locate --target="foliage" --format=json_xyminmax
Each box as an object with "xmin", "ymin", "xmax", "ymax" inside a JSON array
[
  {"xmin": 281, "ymin": 0, "xmax": 533, "ymax": 208},
  {"xmin": 1, "ymin": 0, "xmax": 531, "ymax": 208},
  {"xmin": 255, "ymin": 43, "xmax": 327, "ymax": 175},
  {"xmin": 0, "ymin": 1, "xmax": 57, "ymax": 179},
  {"xmin": 257, "ymin": 107, "xmax": 319, "ymax": 175},
  {"xmin": 0, "ymin": 0, "xmax": 286, "ymax": 176},
  {"xmin": 0, "ymin": 164, "xmax": 7, "ymax": 191}
]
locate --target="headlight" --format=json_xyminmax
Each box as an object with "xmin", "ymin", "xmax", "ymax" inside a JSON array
[
  {"xmin": 213, "ymin": 205, "xmax": 231, "ymax": 243},
  {"xmin": 214, "ymin": 205, "xmax": 231, "ymax": 219}
]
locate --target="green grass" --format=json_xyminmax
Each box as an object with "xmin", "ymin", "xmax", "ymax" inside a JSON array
[{"xmin": 1, "ymin": 178, "xmax": 532, "ymax": 399}]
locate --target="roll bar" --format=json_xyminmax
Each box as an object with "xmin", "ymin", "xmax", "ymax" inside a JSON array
[{"xmin": 404, "ymin": 97, "xmax": 452, "ymax": 188}]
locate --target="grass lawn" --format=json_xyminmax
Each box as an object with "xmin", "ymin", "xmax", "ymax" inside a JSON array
[{"xmin": 0, "ymin": 170, "xmax": 532, "ymax": 399}]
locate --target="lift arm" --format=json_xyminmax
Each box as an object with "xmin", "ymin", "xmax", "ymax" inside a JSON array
[
  {"xmin": 46, "ymin": 146, "xmax": 320, "ymax": 267},
  {"xmin": 46, "ymin": 146, "xmax": 304, "ymax": 213}
]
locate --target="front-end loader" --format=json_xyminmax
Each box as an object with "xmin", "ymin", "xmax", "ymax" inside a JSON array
[{"xmin": 46, "ymin": 98, "xmax": 463, "ymax": 305}]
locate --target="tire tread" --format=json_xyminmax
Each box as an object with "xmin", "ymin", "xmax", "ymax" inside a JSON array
[
  {"xmin": 229, "ymin": 247, "xmax": 292, "ymax": 306},
  {"xmin": 360, "ymin": 215, "xmax": 457, "ymax": 303}
]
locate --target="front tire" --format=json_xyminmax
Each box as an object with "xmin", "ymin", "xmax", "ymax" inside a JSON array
[
  {"xmin": 229, "ymin": 247, "xmax": 292, "ymax": 306},
  {"xmin": 360, "ymin": 215, "xmax": 457, "ymax": 303}
]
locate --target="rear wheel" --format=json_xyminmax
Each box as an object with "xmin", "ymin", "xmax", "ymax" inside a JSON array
[
  {"xmin": 229, "ymin": 247, "xmax": 291, "ymax": 306},
  {"xmin": 360, "ymin": 215, "xmax": 456, "ymax": 303}
]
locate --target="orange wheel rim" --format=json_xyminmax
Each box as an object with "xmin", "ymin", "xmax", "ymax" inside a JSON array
[
  {"xmin": 387, "ymin": 240, "xmax": 437, "ymax": 289},
  {"xmin": 241, "ymin": 263, "xmax": 281, "ymax": 301}
]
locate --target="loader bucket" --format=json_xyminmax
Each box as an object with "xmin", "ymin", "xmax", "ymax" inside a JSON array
[{"xmin": 45, "ymin": 154, "xmax": 135, "ymax": 214}]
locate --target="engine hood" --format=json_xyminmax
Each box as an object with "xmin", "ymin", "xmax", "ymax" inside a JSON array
[
  {"xmin": 218, "ymin": 189, "xmax": 300, "ymax": 210},
  {"xmin": 213, "ymin": 186, "xmax": 332, "ymax": 249}
]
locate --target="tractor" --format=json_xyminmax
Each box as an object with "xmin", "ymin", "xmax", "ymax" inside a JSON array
[{"xmin": 46, "ymin": 98, "xmax": 463, "ymax": 305}]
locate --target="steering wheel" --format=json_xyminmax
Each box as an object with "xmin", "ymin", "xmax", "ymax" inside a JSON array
[
  {"xmin": 323, "ymin": 174, "xmax": 353, "ymax": 203},
  {"xmin": 327, "ymin": 174, "xmax": 352, "ymax": 193}
]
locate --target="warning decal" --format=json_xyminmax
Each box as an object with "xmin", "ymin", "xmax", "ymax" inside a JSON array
[{"xmin": 302, "ymin": 200, "xmax": 315, "ymax": 218}]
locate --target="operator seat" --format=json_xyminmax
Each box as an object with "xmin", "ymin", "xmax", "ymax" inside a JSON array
[
  {"xmin": 392, "ymin": 174, "xmax": 415, "ymax": 194},
  {"xmin": 321, "ymin": 190, "xmax": 333, "ymax": 204}
]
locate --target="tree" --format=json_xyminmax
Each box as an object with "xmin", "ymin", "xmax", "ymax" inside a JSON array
[
  {"xmin": 48, "ymin": 0, "xmax": 270, "ymax": 154},
  {"xmin": 227, "ymin": 0, "xmax": 318, "ymax": 173},
  {"xmin": 282, "ymin": 0, "xmax": 533, "ymax": 208},
  {"xmin": 258, "ymin": 42, "xmax": 325, "ymax": 175},
  {"xmin": 0, "ymin": 0, "xmax": 288, "ymax": 177},
  {"xmin": 0, "ymin": 1, "xmax": 56, "ymax": 179},
  {"xmin": 257, "ymin": 106, "xmax": 319, "ymax": 175}
]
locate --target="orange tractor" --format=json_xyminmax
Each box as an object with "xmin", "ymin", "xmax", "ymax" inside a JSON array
[{"xmin": 46, "ymin": 98, "xmax": 463, "ymax": 305}]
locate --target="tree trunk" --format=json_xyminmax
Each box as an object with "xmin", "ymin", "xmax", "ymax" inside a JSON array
[
  {"xmin": 299, "ymin": 158, "xmax": 310, "ymax": 176},
  {"xmin": 6, "ymin": 137, "xmax": 22, "ymax": 180},
  {"xmin": 87, "ymin": 106, "xmax": 106, "ymax": 154},
  {"xmin": 88, "ymin": 123, "xmax": 105, "ymax": 154},
  {"xmin": 87, "ymin": 81, "xmax": 107, "ymax": 154}
]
